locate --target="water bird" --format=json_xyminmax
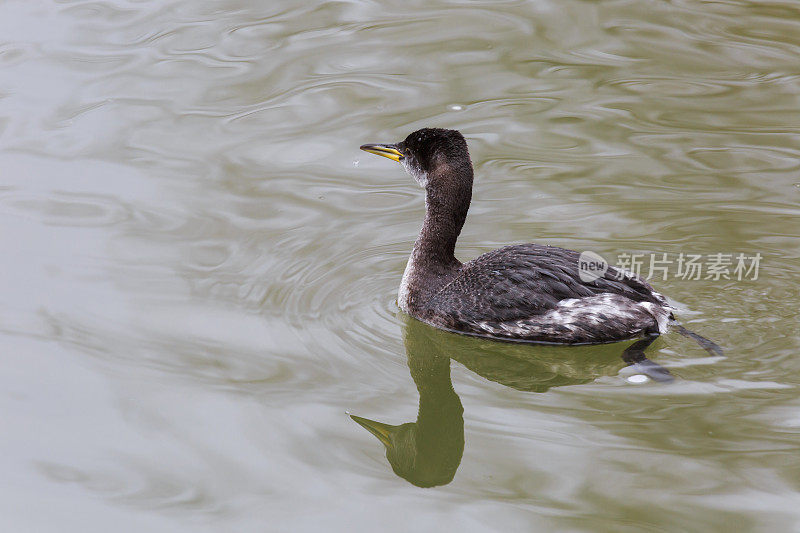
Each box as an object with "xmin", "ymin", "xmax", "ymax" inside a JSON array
[{"xmin": 360, "ymin": 128, "xmax": 721, "ymax": 379}]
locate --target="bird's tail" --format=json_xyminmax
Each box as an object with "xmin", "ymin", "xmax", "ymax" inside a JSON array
[{"xmin": 671, "ymin": 322, "xmax": 724, "ymax": 357}]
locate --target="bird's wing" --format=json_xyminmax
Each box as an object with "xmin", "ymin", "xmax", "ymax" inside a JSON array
[{"xmin": 426, "ymin": 244, "xmax": 664, "ymax": 325}]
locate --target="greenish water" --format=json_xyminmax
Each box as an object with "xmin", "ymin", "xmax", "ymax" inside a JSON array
[{"xmin": 1, "ymin": 0, "xmax": 799, "ymax": 531}]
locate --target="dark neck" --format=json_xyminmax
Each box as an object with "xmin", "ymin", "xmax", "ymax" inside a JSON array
[{"xmin": 413, "ymin": 165, "xmax": 473, "ymax": 266}]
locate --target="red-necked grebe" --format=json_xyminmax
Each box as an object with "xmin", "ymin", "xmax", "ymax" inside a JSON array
[{"xmin": 360, "ymin": 128, "xmax": 721, "ymax": 378}]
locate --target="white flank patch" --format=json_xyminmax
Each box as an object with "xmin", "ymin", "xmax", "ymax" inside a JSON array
[
  {"xmin": 397, "ymin": 254, "xmax": 416, "ymax": 312},
  {"xmin": 638, "ymin": 301, "xmax": 671, "ymax": 334},
  {"xmin": 475, "ymin": 292, "xmax": 673, "ymax": 340}
]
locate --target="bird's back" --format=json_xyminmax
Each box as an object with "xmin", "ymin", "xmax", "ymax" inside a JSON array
[{"xmin": 420, "ymin": 244, "xmax": 671, "ymax": 343}]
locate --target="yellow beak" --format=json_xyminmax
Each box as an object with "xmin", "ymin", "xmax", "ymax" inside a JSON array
[
  {"xmin": 350, "ymin": 414, "xmax": 395, "ymax": 447},
  {"xmin": 360, "ymin": 143, "xmax": 403, "ymax": 163}
]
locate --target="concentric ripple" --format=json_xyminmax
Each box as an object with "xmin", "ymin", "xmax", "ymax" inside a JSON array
[{"xmin": 2, "ymin": 0, "xmax": 800, "ymax": 530}]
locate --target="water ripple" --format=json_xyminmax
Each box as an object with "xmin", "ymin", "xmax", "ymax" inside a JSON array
[{"xmin": 3, "ymin": 0, "xmax": 800, "ymax": 529}]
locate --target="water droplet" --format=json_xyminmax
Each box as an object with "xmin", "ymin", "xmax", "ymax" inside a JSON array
[
  {"xmin": 627, "ymin": 374, "xmax": 650, "ymax": 384},
  {"xmin": 448, "ymin": 104, "xmax": 464, "ymax": 111}
]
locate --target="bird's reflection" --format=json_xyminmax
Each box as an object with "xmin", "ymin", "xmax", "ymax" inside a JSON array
[
  {"xmin": 351, "ymin": 316, "xmax": 638, "ymax": 487},
  {"xmin": 350, "ymin": 335, "xmax": 463, "ymax": 488}
]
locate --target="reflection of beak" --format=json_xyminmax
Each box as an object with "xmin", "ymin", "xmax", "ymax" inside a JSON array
[
  {"xmin": 350, "ymin": 414, "xmax": 395, "ymax": 447},
  {"xmin": 359, "ymin": 143, "xmax": 403, "ymax": 163}
]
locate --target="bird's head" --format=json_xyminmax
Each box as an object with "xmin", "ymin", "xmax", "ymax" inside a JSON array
[
  {"xmin": 349, "ymin": 413, "xmax": 460, "ymax": 487},
  {"xmin": 360, "ymin": 128, "xmax": 472, "ymax": 190}
]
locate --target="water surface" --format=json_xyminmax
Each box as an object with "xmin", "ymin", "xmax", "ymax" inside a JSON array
[{"xmin": 1, "ymin": 0, "xmax": 799, "ymax": 531}]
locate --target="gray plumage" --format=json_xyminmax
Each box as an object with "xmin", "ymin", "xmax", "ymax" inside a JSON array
[{"xmin": 361, "ymin": 128, "xmax": 673, "ymax": 345}]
